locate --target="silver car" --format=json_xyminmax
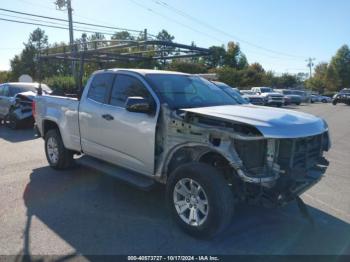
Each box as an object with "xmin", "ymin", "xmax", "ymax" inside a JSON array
[{"xmin": 0, "ymin": 82, "xmax": 51, "ymax": 128}]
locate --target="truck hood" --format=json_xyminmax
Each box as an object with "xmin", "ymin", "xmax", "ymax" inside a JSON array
[
  {"xmin": 15, "ymin": 91, "xmax": 36, "ymax": 101},
  {"xmin": 260, "ymin": 92, "xmax": 283, "ymax": 97},
  {"xmin": 243, "ymin": 94, "xmax": 263, "ymax": 99},
  {"xmin": 182, "ymin": 105, "xmax": 327, "ymax": 138}
]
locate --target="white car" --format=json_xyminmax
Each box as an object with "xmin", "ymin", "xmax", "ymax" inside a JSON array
[{"xmin": 251, "ymin": 87, "xmax": 284, "ymax": 107}]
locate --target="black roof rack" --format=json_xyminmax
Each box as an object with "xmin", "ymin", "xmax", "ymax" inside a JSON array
[
  {"xmin": 38, "ymin": 40, "xmax": 210, "ymax": 63},
  {"xmin": 37, "ymin": 39, "xmax": 210, "ymax": 97}
]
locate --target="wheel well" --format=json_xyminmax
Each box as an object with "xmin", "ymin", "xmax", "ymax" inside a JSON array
[
  {"xmin": 166, "ymin": 147, "xmax": 232, "ymax": 181},
  {"xmin": 43, "ymin": 120, "xmax": 59, "ymax": 136},
  {"xmin": 199, "ymin": 151, "xmax": 230, "ymax": 167}
]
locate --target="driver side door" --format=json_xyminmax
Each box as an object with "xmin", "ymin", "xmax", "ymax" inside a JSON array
[
  {"xmin": 98, "ymin": 73, "xmax": 159, "ymax": 176},
  {"xmin": 0, "ymin": 85, "xmax": 11, "ymax": 118}
]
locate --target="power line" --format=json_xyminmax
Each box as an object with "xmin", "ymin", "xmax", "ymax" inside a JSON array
[
  {"xmin": 0, "ymin": 17, "xmax": 123, "ymax": 36},
  {"xmin": 129, "ymin": 0, "xmax": 224, "ymax": 44},
  {"xmin": 0, "ymin": 8, "xmax": 143, "ymax": 33},
  {"xmin": 14, "ymin": 0, "xmax": 133, "ymax": 29},
  {"xmin": 0, "ymin": 12, "xmax": 70, "ymax": 27},
  {"xmin": 0, "ymin": 14, "xmax": 141, "ymax": 38},
  {"xmin": 150, "ymin": 0, "xmax": 307, "ymax": 59}
]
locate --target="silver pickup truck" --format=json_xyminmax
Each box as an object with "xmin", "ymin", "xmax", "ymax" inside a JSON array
[{"xmin": 34, "ymin": 69, "xmax": 331, "ymax": 238}]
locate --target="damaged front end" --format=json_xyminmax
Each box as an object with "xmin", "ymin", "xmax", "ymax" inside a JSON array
[
  {"xmin": 9, "ymin": 92, "xmax": 36, "ymax": 126},
  {"xmin": 234, "ymin": 133, "xmax": 330, "ymax": 207},
  {"xmin": 156, "ymin": 105, "xmax": 330, "ymax": 208}
]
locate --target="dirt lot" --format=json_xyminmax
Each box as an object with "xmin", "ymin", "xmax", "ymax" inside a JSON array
[{"xmin": 0, "ymin": 103, "xmax": 349, "ymax": 257}]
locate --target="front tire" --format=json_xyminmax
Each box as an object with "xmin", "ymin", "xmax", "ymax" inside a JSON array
[
  {"xmin": 45, "ymin": 129, "xmax": 74, "ymax": 169},
  {"xmin": 166, "ymin": 162, "xmax": 234, "ymax": 238}
]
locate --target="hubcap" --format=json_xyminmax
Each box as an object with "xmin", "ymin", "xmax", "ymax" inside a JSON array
[
  {"xmin": 47, "ymin": 137, "xmax": 59, "ymax": 164},
  {"xmin": 173, "ymin": 178, "xmax": 209, "ymax": 227}
]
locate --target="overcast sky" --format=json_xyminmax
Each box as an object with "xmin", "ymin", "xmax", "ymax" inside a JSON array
[{"xmin": 0, "ymin": 0, "xmax": 349, "ymax": 74}]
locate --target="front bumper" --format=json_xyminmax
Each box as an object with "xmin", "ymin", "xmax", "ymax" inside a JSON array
[
  {"xmin": 266, "ymin": 98, "xmax": 284, "ymax": 105},
  {"xmin": 259, "ymin": 157, "xmax": 329, "ymax": 207}
]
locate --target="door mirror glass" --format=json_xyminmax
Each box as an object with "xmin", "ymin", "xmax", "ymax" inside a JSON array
[{"xmin": 125, "ymin": 97, "xmax": 153, "ymax": 114}]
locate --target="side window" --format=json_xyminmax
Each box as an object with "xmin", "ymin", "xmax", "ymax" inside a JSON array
[
  {"xmin": 0, "ymin": 85, "xmax": 3, "ymax": 96},
  {"xmin": 2, "ymin": 85, "xmax": 10, "ymax": 97},
  {"xmin": 110, "ymin": 74, "xmax": 152, "ymax": 108},
  {"xmin": 87, "ymin": 73, "xmax": 114, "ymax": 103}
]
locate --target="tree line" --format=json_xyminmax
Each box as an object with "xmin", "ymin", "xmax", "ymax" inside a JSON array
[{"xmin": 0, "ymin": 28, "xmax": 349, "ymax": 94}]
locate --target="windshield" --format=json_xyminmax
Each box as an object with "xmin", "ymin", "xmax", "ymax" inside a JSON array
[
  {"xmin": 340, "ymin": 89, "xmax": 350, "ymax": 94},
  {"xmin": 283, "ymin": 90, "xmax": 292, "ymax": 95},
  {"xmin": 146, "ymin": 74, "xmax": 239, "ymax": 109},
  {"xmin": 292, "ymin": 90, "xmax": 306, "ymax": 96},
  {"xmin": 9, "ymin": 84, "xmax": 51, "ymax": 96},
  {"xmin": 260, "ymin": 87, "xmax": 273, "ymax": 93},
  {"xmin": 214, "ymin": 82, "xmax": 248, "ymax": 104},
  {"xmin": 241, "ymin": 91, "xmax": 254, "ymax": 95}
]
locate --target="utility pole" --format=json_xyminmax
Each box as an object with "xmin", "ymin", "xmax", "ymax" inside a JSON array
[
  {"xmin": 144, "ymin": 28, "xmax": 148, "ymax": 41},
  {"xmin": 306, "ymin": 58, "xmax": 316, "ymax": 78},
  {"xmin": 55, "ymin": 0, "xmax": 76, "ymax": 78}
]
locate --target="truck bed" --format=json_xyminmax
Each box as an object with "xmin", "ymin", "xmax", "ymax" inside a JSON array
[{"xmin": 35, "ymin": 95, "xmax": 81, "ymax": 152}]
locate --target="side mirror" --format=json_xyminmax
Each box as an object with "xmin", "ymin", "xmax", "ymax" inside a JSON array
[{"xmin": 125, "ymin": 97, "xmax": 153, "ymax": 114}]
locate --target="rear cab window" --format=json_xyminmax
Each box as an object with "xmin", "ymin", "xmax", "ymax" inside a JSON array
[{"xmin": 87, "ymin": 73, "xmax": 115, "ymax": 103}]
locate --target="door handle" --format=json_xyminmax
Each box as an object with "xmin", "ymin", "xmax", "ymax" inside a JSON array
[{"xmin": 102, "ymin": 114, "xmax": 114, "ymax": 121}]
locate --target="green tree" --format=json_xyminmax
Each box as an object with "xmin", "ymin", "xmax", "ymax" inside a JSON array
[
  {"xmin": 10, "ymin": 28, "xmax": 49, "ymax": 80},
  {"xmin": 329, "ymin": 45, "xmax": 350, "ymax": 89},
  {"xmin": 250, "ymin": 63, "xmax": 265, "ymax": 73},
  {"xmin": 167, "ymin": 61, "xmax": 207, "ymax": 74},
  {"xmin": 305, "ymin": 63, "xmax": 328, "ymax": 93},
  {"xmin": 0, "ymin": 71, "xmax": 11, "ymax": 83},
  {"xmin": 111, "ymin": 31, "xmax": 135, "ymax": 41},
  {"xmin": 204, "ymin": 45, "xmax": 226, "ymax": 68},
  {"xmin": 156, "ymin": 29, "xmax": 175, "ymax": 42},
  {"xmin": 223, "ymin": 42, "xmax": 248, "ymax": 69},
  {"xmin": 156, "ymin": 30, "xmax": 175, "ymax": 67},
  {"xmin": 325, "ymin": 64, "xmax": 340, "ymax": 91}
]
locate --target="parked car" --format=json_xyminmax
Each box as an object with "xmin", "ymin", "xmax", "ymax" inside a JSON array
[
  {"xmin": 0, "ymin": 82, "xmax": 52, "ymax": 129},
  {"xmin": 319, "ymin": 95, "xmax": 332, "ymax": 103},
  {"xmin": 310, "ymin": 94, "xmax": 319, "ymax": 103},
  {"xmin": 251, "ymin": 87, "xmax": 284, "ymax": 107},
  {"xmin": 34, "ymin": 69, "xmax": 331, "ymax": 238},
  {"xmin": 275, "ymin": 90, "xmax": 302, "ymax": 105},
  {"xmin": 290, "ymin": 90, "xmax": 311, "ymax": 103},
  {"xmin": 332, "ymin": 88, "xmax": 350, "ymax": 105},
  {"xmin": 212, "ymin": 82, "xmax": 248, "ymax": 105},
  {"xmin": 310, "ymin": 94, "xmax": 331, "ymax": 103},
  {"xmin": 283, "ymin": 95, "xmax": 291, "ymax": 106},
  {"xmin": 240, "ymin": 90, "xmax": 265, "ymax": 105}
]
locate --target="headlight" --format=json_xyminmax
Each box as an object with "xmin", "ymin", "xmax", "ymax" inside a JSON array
[{"xmin": 323, "ymin": 119, "xmax": 329, "ymax": 130}]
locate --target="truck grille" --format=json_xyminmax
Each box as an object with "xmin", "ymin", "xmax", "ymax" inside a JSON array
[
  {"xmin": 249, "ymin": 98, "xmax": 264, "ymax": 104},
  {"xmin": 278, "ymin": 133, "xmax": 326, "ymax": 170},
  {"xmin": 269, "ymin": 96, "xmax": 283, "ymax": 102}
]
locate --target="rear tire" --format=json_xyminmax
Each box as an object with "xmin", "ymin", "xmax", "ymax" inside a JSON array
[
  {"xmin": 166, "ymin": 162, "xmax": 234, "ymax": 239},
  {"xmin": 5, "ymin": 110, "xmax": 20, "ymax": 130},
  {"xmin": 45, "ymin": 129, "xmax": 74, "ymax": 170}
]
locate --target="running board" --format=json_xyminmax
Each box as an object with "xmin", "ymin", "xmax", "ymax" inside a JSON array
[{"xmin": 76, "ymin": 155, "xmax": 156, "ymax": 191}]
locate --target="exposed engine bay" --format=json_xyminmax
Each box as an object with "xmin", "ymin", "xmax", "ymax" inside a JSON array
[{"xmin": 154, "ymin": 105, "xmax": 330, "ymax": 207}]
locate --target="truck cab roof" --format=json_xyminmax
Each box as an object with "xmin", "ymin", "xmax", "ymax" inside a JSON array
[{"xmin": 93, "ymin": 68, "xmax": 190, "ymax": 76}]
